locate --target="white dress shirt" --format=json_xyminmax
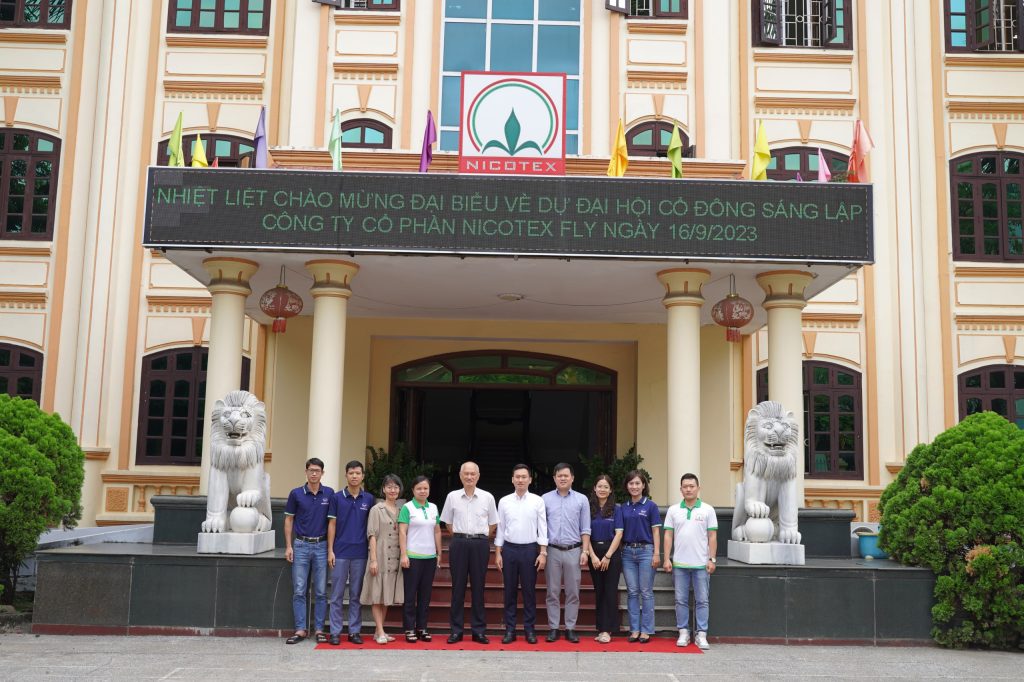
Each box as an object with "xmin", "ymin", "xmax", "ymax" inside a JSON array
[
  {"xmin": 440, "ymin": 487, "xmax": 498, "ymax": 535},
  {"xmin": 494, "ymin": 491, "xmax": 548, "ymax": 547}
]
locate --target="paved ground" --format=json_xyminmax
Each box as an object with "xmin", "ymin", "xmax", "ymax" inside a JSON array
[{"xmin": 0, "ymin": 633, "xmax": 1020, "ymax": 681}]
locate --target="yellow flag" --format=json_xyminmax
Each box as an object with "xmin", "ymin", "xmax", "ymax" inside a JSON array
[
  {"xmin": 607, "ymin": 118, "xmax": 628, "ymax": 177},
  {"xmin": 667, "ymin": 123, "xmax": 683, "ymax": 179},
  {"xmin": 750, "ymin": 120, "xmax": 770, "ymax": 180},
  {"xmin": 167, "ymin": 112, "xmax": 185, "ymax": 167},
  {"xmin": 191, "ymin": 132, "xmax": 209, "ymax": 168}
]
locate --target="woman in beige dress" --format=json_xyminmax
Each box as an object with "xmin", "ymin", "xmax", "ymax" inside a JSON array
[{"xmin": 360, "ymin": 474, "xmax": 404, "ymax": 644}]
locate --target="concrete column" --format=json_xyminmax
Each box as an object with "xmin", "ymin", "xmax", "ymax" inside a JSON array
[
  {"xmin": 657, "ymin": 268, "xmax": 711, "ymax": 491},
  {"xmin": 756, "ymin": 270, "xmax": 814, "ymax": 505},
  {"xmin": 305, "ymin": 260, "xmax": 359, "ymax": 490},
  {"xmin": 200, "ymin": 258, "xmax": 260, "ymax": 493}
]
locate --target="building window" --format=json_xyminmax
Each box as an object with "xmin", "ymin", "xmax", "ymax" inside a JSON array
[
  {"xmin": 0, "ymin": 343, "xmax": 43, "ymax": 403},
  {"xmin": 960, "ymin": 364, "xmax": 1024, "ymax": 428},
  {"xmin": 752, "ymin": 0, "xmax": 852, "ymax": 49},
  {"xmin": 757, "ymin": 361, "xmax": 864, "ymax": 478},
  {"xmin": 1, "ymin": 129, "xmax": 60, "ymax": 241},
  {"xmin": 950, "ymin": 151, "xmax": 1024, "ymax": 262},
  {"xmin": 136, "ymin": 347, "xmax": 250, "ymax": 466},
  {"xmin": 765, "ymin": 145, "xmax": 849, "ymax": 181},
  {"xmin": 167, "ymin": 0, "xmax": 270, "ymax": 35},
  {"xmin": 625, "ymin": 121, "xmax": 691, "ymax": 158},
  {"xmin": 946, "ymin": 0, "xmax": 1023, "ymax": 52},
  {"xmin": 157, "ymin": 133, "xmax": 255, "ymax": 167},
  {"xmin": 0, "ymin": 0, "xmax": 71, "ymax": 29},
  {"xmin": 318, "ymin": 0, "xmax": 399, "ymax": 9},
  {"xmin": 438, "ymin": 0, "xmax": 582, "ymax": 155},
  {"xmin": 340, "ymin": 119, "xmax": 393, "ymax": 149},
  {"xmin": 606, "ymin": 0, "xmax": 686, "ymax": 18}
]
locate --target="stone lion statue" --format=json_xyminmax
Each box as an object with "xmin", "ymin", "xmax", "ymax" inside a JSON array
[
  {"xmin": 731, "ymin": 400, "xmax": 801, "ymax": 544},
  {"xmin": 201, "ymin": 390, "xmax": 272, "ymax": 534}
]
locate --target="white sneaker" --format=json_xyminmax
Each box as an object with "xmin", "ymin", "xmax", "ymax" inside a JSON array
[
  {"xmin": 695, "ymin": 631, "xmax": 710, "ymax": 650},
  {"xmin": 676, "ymin": 629, "xmax": 690, "ymax": 647}
]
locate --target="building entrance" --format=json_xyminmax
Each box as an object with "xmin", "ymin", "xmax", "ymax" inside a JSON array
[{"xmin": 390, "ymin": 351, "xmax": 616, "ymax": 504}]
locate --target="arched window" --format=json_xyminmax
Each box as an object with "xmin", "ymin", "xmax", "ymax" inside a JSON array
[
  {"xmin": 757, "ymin": 360, "xmax": 864, "ymax": 478},
  {"xmin": 168, "ymin": 0, "xmax": 270, "ymax": 35},
  {"xmin": 0, "ymin": 343, "xmax": 43, "ymax": 403},
  {"xmin": 0, "ymin": 0, "xmax": 71, "ymax": 29},
  {"xmin": 765, "ymin": 146, "xmax": 849, "ymax": 182},
  {"xmin": 625, "ymin": 121, "xmax": 690, "ymax": 158},
  {"xmin": 1, "ymin": 129, "xmax": 61, "ymax": 241},
  {"xmin": 393, "ymin": 351, "xmax": 615, "ymax": 386},
  {"xmin": 959, "ymin": 364, "xmax": 1024, "ymax": 428},
  {"xmin": 340, "ymin": 119, "xmax": 393, "ymax": 149},
  {"xmin": 156, "ymin": 133, "xmax": 255, "ymax": 168},
  {"xmin": 950, "ymin": 151, "xmax": 1024, "ymax": 261},
  {"xmin": 136, "ymin": 347, "xmax": 251, "ymax": 466}
]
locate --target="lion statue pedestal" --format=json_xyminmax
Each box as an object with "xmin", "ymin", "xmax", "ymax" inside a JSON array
[
  {"xmin": 196, "ymin": 390, "xmax": 275, "ymax": 555},
  {"xmin": 727, "ymin": 400, "xmax": 805, "ymax": 566}
]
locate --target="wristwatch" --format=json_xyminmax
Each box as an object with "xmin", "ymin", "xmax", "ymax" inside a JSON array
[{"xmin": 709, "ymin": 558, "xmax": 717, "ymax": 563}]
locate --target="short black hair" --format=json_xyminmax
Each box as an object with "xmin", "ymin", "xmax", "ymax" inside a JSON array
[
  {"xmin": 681, "ymin": 473, "xmax": 700, "ymax": 486},
  {"xmin": 381, "ymin": 474, "xmax": 403, "ymax": 496},
  {"xmin": 410, "ymin": 475, "xmax": 431, "ymax": 489},
  {"xmin": 305, "ymin": 458, "xmax": 325, "ymax": 471},
  {"xmin": 512, "ymin": 463, "xmax": 531, "ymax": 475},
  {"xmin": 553, "ymin": 462, "xmax": 573, "ymax": 475},
  {"xmin": 345, "ymin": 460, "xmax": 364, "ymax": 473}
]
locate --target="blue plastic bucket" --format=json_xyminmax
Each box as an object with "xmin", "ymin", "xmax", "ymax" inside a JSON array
[{"xmin": 858, "ymin": 533, "xmax": 888, "ymax": 559}]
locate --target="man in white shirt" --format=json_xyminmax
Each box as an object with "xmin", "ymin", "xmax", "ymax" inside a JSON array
[
  {"xmin": 494, "ymin": 464, "xmax": 548, "ymax": 644},
  {"xmin": 440, "ymin": 461, "xmax": 498, "ymax": 644}
]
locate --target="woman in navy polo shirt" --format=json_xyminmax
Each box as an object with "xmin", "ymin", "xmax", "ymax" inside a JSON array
[
  {"xmin": 586, "ymin": 474, "xmax": 623, "ymax": 644},
  {"xmin": 620, "ymin": 470, "xmax": 661, "ymax": 643}
]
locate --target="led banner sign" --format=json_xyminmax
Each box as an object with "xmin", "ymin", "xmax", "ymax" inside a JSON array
[{"xmin": 144, "ymin": 168, "xmax": 874, "ymax": 264}]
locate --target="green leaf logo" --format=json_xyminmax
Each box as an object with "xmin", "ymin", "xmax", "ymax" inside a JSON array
[{"xmin": 481, "ymin": 109, "xmax": 544, "ymax": 156}]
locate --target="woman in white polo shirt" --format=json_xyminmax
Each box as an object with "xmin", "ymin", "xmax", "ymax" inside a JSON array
[{"xmin": 398, "ymin": 475, "xmax": 442, "ymax": 643}]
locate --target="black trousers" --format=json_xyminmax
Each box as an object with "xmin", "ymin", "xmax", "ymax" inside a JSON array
[
  {"xmin": 448, "ymin": 536, "xmax": 489, "ymax": 636},
  {"xmin": 588, "ymin": 539, "xmax": 623, "ymax": 634},
  {"xmin": 402, "ymin": 557, "xmax": 437, "ymax": 631},
  {"xmin": 500, "ymin": 542, "xmax": 538, "ymax": 630}
]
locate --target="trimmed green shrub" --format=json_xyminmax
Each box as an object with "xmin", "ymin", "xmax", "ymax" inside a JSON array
[
  {"xmin": 878, "ymin": 411, "xmax": 1024, "ymax": 649},
  {"xmin": 364, "ymin": 443, "xmax": 436, "ymax": 499},
  {"xmin": 581, "ymin": 445, "xmax": 652, "ymax": 503},
  {"xmin": 0, "ymin": 395, "xmax": 84, "ymax": 604}
]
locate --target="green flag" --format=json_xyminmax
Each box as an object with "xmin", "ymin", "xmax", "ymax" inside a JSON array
[
  {"xmin": 328, "ymin": 109, "xmax": 343, "ymax": 171},
  {"xmin": 167, "ymin": 112, "xmax": 185, "ymax": 167},
  {"xmin": 667, "ymin": 123, "xmax": 683, "ymax": 178}
]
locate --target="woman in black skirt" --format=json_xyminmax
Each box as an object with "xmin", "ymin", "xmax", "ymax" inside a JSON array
[{"xmin": 586, "ymin": 474, "xmax": 623, "ymax": 643}]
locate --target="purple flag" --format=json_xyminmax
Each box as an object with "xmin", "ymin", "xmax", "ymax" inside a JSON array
[
  {"xmin": 796, "ymin": 172, "xmax": 804, "ymax": 182},
  {"xmin": 419, "ymin": 110, "xmax": 437, "ymax": 173},
  {"xmin": 254, "ymin": 106, "xmax": 268, "ymax": 169}
]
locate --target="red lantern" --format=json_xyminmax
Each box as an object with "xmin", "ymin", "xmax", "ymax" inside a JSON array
[
  {"xmin": 711, "ymin": 275, "xmax": 754, "ymax": 343},
  {"xmin": 258, "ymin": 267, "xmax": 303, "ymax": 333}
]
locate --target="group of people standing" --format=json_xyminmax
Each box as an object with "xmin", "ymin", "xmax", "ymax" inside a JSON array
[{"xmin": 283, "ymin": 457, "xmax": 717, "ymax": 650}]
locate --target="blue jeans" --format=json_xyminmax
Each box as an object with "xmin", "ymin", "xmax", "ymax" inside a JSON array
[
  {"xmin": 621, "ymin": 544, "xmax": 655, "ymax": 635},
  {"xmin": 673, "ymin": 567, "xmax": 710, "ymax": 633},
  {"xmin": 329, "ymin": 557, "xmax": 367, "ymax": 635},
  {"xmin": 292, "ymin": 539, "xmax": 328, "ymax": 632}
]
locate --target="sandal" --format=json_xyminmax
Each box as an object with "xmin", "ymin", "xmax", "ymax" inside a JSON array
[
  {"xmin": 405, "ymin": 630, "xmax": 418, "ymax": 643},
  {"xmin": 386, "ymin": 634, "xmax": 396, "ymax": 642},
  {"xmin": 416, "ymin": 630, "xmax": 432, "ymax": 642},
  {"xmin": 375, "ymin": 634, "xmax": 389, "ymax": 645},
  {"xmin": 286, "ymin": 632, "xmax": 307, "ymax": 645},
  {"xmin": 314, "ymin": 632, "xmax": 328, "ymax": 644}
]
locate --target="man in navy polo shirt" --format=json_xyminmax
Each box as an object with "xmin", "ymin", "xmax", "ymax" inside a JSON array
[
  {"xmin": 284, "ymin": 458, "xmax": 334, "ymax": 645},
  {"xmin": 327, "ymin": 459, "xmax": 375, "ymax": 646}
]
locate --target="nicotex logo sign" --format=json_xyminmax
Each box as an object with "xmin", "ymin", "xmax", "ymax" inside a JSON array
[{"xmin": 459, "ymin": 71, "xmax": 566, "ymax": 176}]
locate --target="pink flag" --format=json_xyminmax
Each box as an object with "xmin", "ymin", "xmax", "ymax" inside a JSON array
[
  {"xmin": 211, "ymin": 157, "xmax": 220, "ymax": 168},
  {"xmin": 847, "ymin": 120, "xmax": 874, "ymax": 183},
  {"xmin": 796, "ymin": 172, "xmax": 804, "ymax": 182},
  {"xmin": 419, "ymin": 111, "xmax": 437, "ymax": 173},
  {"xmin": 817, "ymin": 148, "xmax": 831, "ymax": 182}
]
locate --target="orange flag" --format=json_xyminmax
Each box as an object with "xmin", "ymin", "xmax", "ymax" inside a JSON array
[{"xmin": 847, "ymin": 120, "xmax": 874, "ymax": 183}]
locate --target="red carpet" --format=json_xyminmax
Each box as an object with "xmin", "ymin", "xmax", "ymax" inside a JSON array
[{"xmin": 315, "ymin": 635, "xmax": 702, "ymax": 653}]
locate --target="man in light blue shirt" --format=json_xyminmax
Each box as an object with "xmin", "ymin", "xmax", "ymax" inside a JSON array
[{"xmin": 541, "ymin": 463, "xmax": 591, "ymax": 643}]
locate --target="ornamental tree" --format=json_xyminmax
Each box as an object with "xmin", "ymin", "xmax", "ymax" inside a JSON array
[
  {"xmin": 878, "ymin": 411, "xmax": 1024, "ymax": 649},
  {"xmin": 0, "ymin": 395, "xmax": 84, "ymax": 604}
]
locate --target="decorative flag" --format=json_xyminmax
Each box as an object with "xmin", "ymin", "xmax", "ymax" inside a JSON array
[
  {"xmin": 607, "ymin": 118, "xmax": 628, "ymax": 177},
  {"xmin": 211, "ymin": 157, "xmax": 220, "ymax": 168},
  {"xmin": 847, "ymin": 119, "xmax": 874, "ymax": 183},
  {"xmin": 191, "ymin": 132, "xmax": 209, "ymax": 168},
  {"xmin": 328, "ymin": 108, "xmax": 343, "ymax": 171},
  {"xmin": 795, "ymin": 172, "xmax": 804, "ymax": 182},
  {"xmin": 667, "ymin": 123, "xmax": 684, "ymax": 179},
  {"xmin": 750, "ymin": 120, "xmax": 770, "ymax": 181},
  {"xmin": 254, "ymin": 106, "xmax": 268, "ymax": 169},
  {"xmin": 419, "ymin": 110, "xmax": 437, "ymax": 173},
  {"xmin": 817, "ymin": 147, "xmax": 832, "ymax": 182},
  {"xmin": 167, "ymin": 112, "xmax": 185, "ymax": 167}
]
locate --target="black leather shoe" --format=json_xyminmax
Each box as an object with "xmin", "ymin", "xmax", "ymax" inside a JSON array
[
  {"xmin": 501, "ymin": 629, "xmax": 516, "ymax": 644},
  {"xmin": 471, "ymin": 633, "xmax": 490, "ymax": 644},
  {"xmin": 447, "ymin": 633, "xmax": 463, "ymax": 644},
  {"xmin": 525, "ymin": 630, "xmax": 537, "ymax": 644},
  {"xmin": 328, "ymin": 634, "xmax": 341, "ymax": 646},
  {"xmin": 546, "ymin": 629, "xmax": 559, "ymax": 643},
  {"xmin": 566, "ymin": 629, "xmax": 579, "ymax": 643},
  {"xmin": 348, "ymin": 633, "xmax": 363, "ymax": 645}
]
